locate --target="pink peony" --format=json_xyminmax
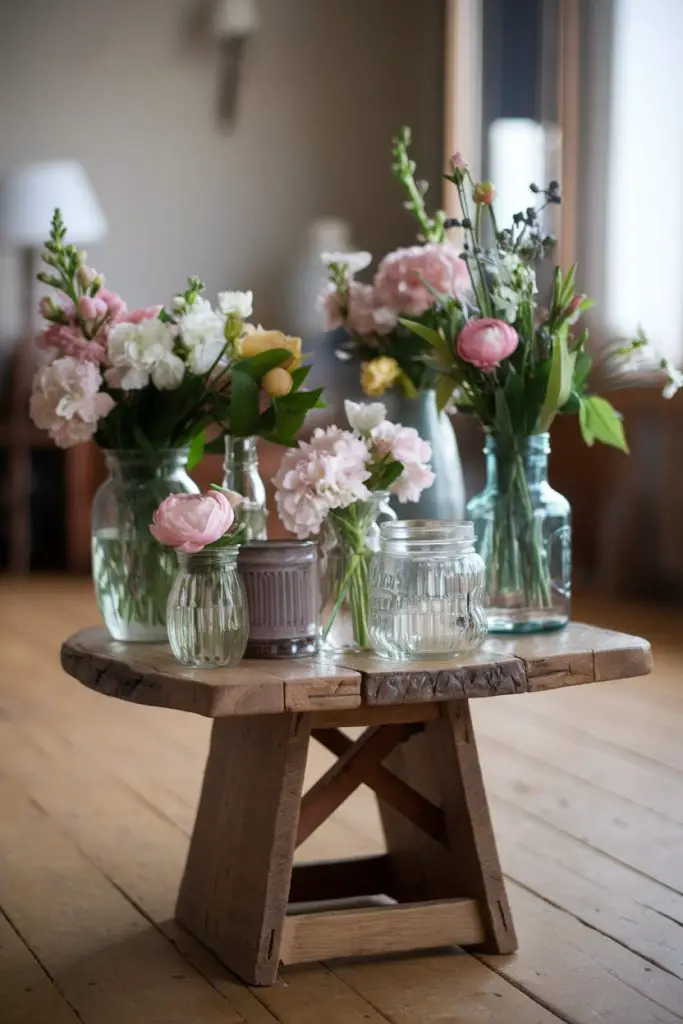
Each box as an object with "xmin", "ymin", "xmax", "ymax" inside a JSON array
[
  {"xmin": 457, "ymin": 318, "xmax": 518, "ymax": 373},
  {"xmin": 373, "ymin": 242, "xmax": 470, "ymax": 317},
  {"xmin": 320, "ymin": 282, "xmax": 395, "ymax": 337},
  {"xmin": 29, "ymin": 356, "xmax": 115, "ymax": 448},
  {"xmin": 150, "ymin": 491, "xmax": 237, "ymax": 553}
]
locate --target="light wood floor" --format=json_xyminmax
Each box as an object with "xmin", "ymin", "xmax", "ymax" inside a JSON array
[{"xmin": 1, "ymin": 578, "xmax": 683, "ymax": 1023}]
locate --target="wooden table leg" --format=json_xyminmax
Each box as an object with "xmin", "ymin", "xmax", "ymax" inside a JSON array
[
  {"xmin": 377, "ymin": 699, "xmax": 518, "ymax": 954},
  {"xmin": 176, "ymin": 712, "xmax": 311, "ymax": 985}
]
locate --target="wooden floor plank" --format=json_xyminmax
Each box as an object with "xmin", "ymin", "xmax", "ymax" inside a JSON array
[
  {"xmin": 0, "ymin": 775, "xmax": 249, "ymax": 1024},
  {"xmin": 0, "ymin": 909, "xmax": 82, "ymax": 1024}
]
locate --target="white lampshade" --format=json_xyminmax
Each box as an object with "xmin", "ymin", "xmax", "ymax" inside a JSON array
[{"xmin": 0, "ymin": 160, "xmax": 107, "ymax": 246}]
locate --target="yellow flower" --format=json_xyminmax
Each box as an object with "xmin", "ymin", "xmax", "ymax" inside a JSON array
[
  {"xmin": 361, "ymin": 356, "xmax": 401, "ymax": 396},
  {"xmin": 262, "ymin": 367, "xmax": 293, "ymax": 396},
  {"xmin": 239, "ymin": 329, "xmax": 302, "ymax": 370}
]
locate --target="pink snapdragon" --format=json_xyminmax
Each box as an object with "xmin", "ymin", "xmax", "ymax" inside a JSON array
[
  {"xmin": 457, "ymin": 318, "xmax": 519, "ymax": 373},
  {"xmin": 372, "ymin": 242, "xmax": 469, "ymax": 317},
  {"xmin": 150, "ymin": 491, "xmax": 240, "ymax": 553}
]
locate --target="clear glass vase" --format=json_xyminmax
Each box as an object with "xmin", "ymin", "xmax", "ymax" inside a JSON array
[
  {"xmin": 222, "ymin": 436, "xmax": 268, "ymax": 541},
  {"xmin": 369, "ymin": 520, "xmax": 487, "ymax": 659},
  {"xmin": 91, "ymin": 450, "xmax": 199, "ymax": 641},
  {"xmin": 320, "ymin": 491, "xmax": 395, "ymax": 653},
  {"xmin": 166, "ymin": 548, "xmax": 249, "ymax": 667},
  {"xmin": 467, "ymin": 433, "xmax": 571, "ymax": 633}
]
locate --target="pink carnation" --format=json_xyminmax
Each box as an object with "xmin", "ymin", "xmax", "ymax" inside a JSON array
[
  {"xmin": 370, "ymin": 422, "xmax": 435, "ymax": 504},
  {"xmin": 457, "ymin": 317, "xmax": 518, "ymax": 373},
  {"xmin": 29, "ymin": 356, "xmax": 115, "ymax": 448},
  {"xmin": 150, "ymin": 491, "xmax": 237, "ymax": 553},
  {"xmin": 373, "ymin": 242, "xmax": 469, "ymax": 317},
  {"xmin": 320, "ymin": 282, "xmax": 397, "ymax": 337}
]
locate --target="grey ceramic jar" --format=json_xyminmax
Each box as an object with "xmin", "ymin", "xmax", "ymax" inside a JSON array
[{"xmin": 237, "ymin": 541, "xmax": 320, "ymax": 658}]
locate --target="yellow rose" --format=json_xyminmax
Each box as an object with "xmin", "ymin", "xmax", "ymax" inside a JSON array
[
  {"xmin": 360, "ymin": 356, "xmax": 401, "ymax": 396},
  {"xmin": 262, "ymin": 367, "xmax": 293, "ymax": 396},
  {"xmin": 239, "ymin": 330, "xmax": 302, "ymax": 370}
]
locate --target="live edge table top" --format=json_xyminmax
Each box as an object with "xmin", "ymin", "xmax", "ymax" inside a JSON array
[{"xmin": 61, "ymin": 623, "xmax": 652, "ymax": 719}]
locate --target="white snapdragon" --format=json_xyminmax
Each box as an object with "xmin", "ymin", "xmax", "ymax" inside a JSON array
[
  {"xmin": 106, "ymin": 319, "xmax": 184, "ymax": 391},
  {"xmin": 344, "ymin": 400, "xmax": 386, "ymax": 434},
  {"xmin": 217, "ymin": 290, "xmax": 253, "ymax": 318},
  {"xmin": 179, "ymin": 297, "xmax": 227, "ymax": 374},
  {"xmin": 321, "ymin": 250, "xmax": 373, "ymax": 275}
]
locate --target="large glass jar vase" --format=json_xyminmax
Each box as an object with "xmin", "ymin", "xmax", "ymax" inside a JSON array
[
  {"xmin": 223, "ymin": 436, "xmax": 268, "ymax": 541},
  {"xmin": 467, "ymin": 433, "xmax": 571, "ymax": 633},
  {"xmin": 320, "ymin": 491, "xmax": 395, "ymax": 653},
  {"xmin": 166, "ymin": 548, "xmax": 249, "ymax": 667},
  {"xmin": 91, "ymin": 450, "xmax": 198, "ymax": 641}
]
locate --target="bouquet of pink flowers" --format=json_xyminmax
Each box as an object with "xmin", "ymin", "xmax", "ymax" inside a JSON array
[
  {"xmin": 274, "ymin": 400, "xmax": 434, "ymax": 649},
  {"xmin": 30, "ymin": 209, "xmax": 322, "ymax": 457}
]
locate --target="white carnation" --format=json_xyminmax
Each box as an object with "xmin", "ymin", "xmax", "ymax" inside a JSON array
[
  {"xmin": 344, "ymin": 400, "xmax": 386, "ymax": 434},
  {"xmin": 106, "ymin": 318, "xmax": 179, "ymax": 390},
  {"xmin": 217, "ymin": 290, "xmax": 253, "ymax": 318},
  {"xmin": 179, "ymin": 297, "xmax": 227, "ymax": 375},
  {"xmin": 151, "ymin": 352, "xmax": 186, "ymax": 390}
]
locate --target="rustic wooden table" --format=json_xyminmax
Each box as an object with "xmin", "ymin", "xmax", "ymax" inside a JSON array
[{"xmin": 61, "ymin": 622, "xmax": 651, "ymax": 986}]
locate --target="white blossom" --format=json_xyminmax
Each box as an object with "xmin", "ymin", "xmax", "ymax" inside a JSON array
[
  {"xmin": 29, "ymin": 356, "xmax": 115, "ymax": 448},
  {"xmin": 106, "ymin": 318, "xmax": 181, "ymax": 390},
  {"xmin": 344, "ymin": 400, "xmax": 386, "ymax": 434},
  {"xmin": 217, "ymin": 290, "xmax": 253, "ymax": 318},
  {"xmin": 179, "ymin": 297, "xmax": 227, "ymax": 375},
  {"xmin": 320, "ymin": 250, "xmax": 373, "ymax": 275}
]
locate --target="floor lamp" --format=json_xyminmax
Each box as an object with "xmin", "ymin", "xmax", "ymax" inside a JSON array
[{"xmin": 0, "ymin": 161, "xmax": 108, "ymax": 572}]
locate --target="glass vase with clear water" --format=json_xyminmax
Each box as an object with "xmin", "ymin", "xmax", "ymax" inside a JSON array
[
  {"xmin": 320, "ymin": 491, "xmax": 395, "ymax": 653},
  {"xmin": 223, "ymin": 436, "xmax": 268, "ymax": 541},
  {"xmin": 166, "ymin": 548, "xmax": 249, "ymax": 667},
  {"xmin": 467, "ymin": 433, "xmax": 571, "ymax": 633},
  {"xmin": 369, "ymin": 520, "xmax": 487, "ymax": 660},
  {"xmin": 91, "ymin": 450, "xmax": 198, "ymax": 641}
]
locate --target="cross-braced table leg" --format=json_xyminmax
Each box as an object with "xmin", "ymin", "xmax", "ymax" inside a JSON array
[{"xmin": 175, "ymin": 700, "xmax": 516, "ymax": 985}]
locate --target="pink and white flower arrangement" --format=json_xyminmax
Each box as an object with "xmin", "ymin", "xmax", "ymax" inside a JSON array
[
  {"xmin": 274, "ymin": 401, "xmax": 434, "ymax": 650},
  {"xmin": 29, "ymin": 209, "xmax": 322, "ymax": 454},
  {"xmin": 150, "ymin": 488, "xmax": 243, "ymax": 553},
  {"xmin": 273, "ymin": 400, "xmax": 435, "ymax": 540}
]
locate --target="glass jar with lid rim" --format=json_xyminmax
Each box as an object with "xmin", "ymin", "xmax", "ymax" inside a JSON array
[{"xmin": 368, "ymin": 519, "xmax": 487, "ymax": 660}]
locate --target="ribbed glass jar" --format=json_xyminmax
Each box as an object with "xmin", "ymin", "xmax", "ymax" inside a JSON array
[
  {"xmin": 166, "ymin": 548, "xmax": 249, "ymax": 668},
  {"xmin": 369, "ymin": 520, "xmax": 487, "ymax": 660},
  {"xmin": 91, "ymin": 449, "xmax": 198, "ymax": 642}
]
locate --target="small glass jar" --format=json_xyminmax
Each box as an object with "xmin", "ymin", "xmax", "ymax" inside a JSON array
[
  {"xmin": 166, "ymin": 548, "xmax": 249, "ymax": 668},
  {"xmin": 369, "ymin": 520, "xmax": 487, "ymax": 660}
]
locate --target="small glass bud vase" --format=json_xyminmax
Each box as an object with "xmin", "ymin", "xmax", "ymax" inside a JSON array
[
  {"xmin": 223, "ymin": 436, "xmax": 268, "ymax": 541},
  {"xmin": 166, "ymin": 548, "xmax": 249, "ymax": 668},
  {"xmin": 369, "ymin": 520, "xmax": 487, "ymax": 660}
]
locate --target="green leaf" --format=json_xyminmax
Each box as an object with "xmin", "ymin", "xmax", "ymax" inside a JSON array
[
  {"xmin": 435, "ymin": 375, "xmax": 455, "ymax": 413},
  {"xmin": 187, "ymin": 429, "xmax": 205, "ymax": 470},
  {"xmin": 230, "ymin": 369, "xmax": 261, "ymax": 436},
  {"xmin": 494, "ymin": 390, "xmax": 514, "ymax": 439},
  {"xmin": 579, "ymin": 396, "xmax": 629, "ymax": 453},
  {"xmin": 573, "ymin": 350, "xmax": 592, "ymax": 393},
  {"xmin": 290, "ymin": 364, "xmax": 312, "ymax": 389},
  {"xmin": 234, "ymin": 349, "xmax": 293, "ymax": 380},
  {"xmin": 536, "ymin": 325, "xmax": 576, "ymax": 432},
  {"xmin": 503, "ymin": 368, "xmax": 526, "ymax": 433},
  {"xmin": 397, "ymin": 318, "xmax": 444, "ymax": 349}
]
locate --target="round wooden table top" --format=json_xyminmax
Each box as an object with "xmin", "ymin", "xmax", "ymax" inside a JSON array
[{"xmin": 60, "ymin": 623, "xmax": 652, "ymax": 719}]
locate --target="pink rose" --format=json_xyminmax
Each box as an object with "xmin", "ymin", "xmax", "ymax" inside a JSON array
[
  {"xmin": 456, "ymin": 318, "xmax": 518, "ymax": 373},
  {"xmin": 149, "ymin": 491, "xmax": 236, "ymax": 553},
  {"xmin": 373, "ymin": 242, "xmax": 469, "ymax": 317},
  {"xmin": 123, "ymin": 305, "xmax": 163, "ymax": 324},
  {"xmin": 451, "ymin": 152, "xmax": 467, "ymax": 170}
]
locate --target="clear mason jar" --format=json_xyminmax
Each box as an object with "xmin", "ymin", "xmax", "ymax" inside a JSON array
[
  {"xmin": 166, "ymin": 548, "xmax": 249, "ymax": 667},
  {"xmin": 466, "ymin": 433, "xmax": 571, "ymax": 634},
  {"xmin": 369, "ymin": 520, "xmax": 487, "ymax": 660},
  {"xmin": 319, "ymin": 491, "xmax": 396, "ymax": 653},
  {"xmin": 91, "ymin": 449, "xmax": 198, "ymax": 642},
  {"xmin": 222, "ymin": 436, "xmax": 268, "ymax": 541}
]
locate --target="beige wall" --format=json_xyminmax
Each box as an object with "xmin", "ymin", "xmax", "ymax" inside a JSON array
[{"xmin": 0, "ymin": 0, "xmax": 444, "ymax": 340}]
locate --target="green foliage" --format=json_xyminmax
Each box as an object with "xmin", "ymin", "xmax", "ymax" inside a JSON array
[
  {"xmin": 229, "ymin": 369, "xmax": 261, "ymax": 437},
  {"xmin": 187, "ymin": 430, "xmax": 205, "ymax": 470},
  {"xmin": 536, "ymin": 325, "xmax": 576, "ymax": 432},
  {"xmin": 233, "ymin": 349, "xmax": 293, "ymax": 380},
  {"xmin": 579, "ymin": 396, "xmax": 629, "ymax": 453}
]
